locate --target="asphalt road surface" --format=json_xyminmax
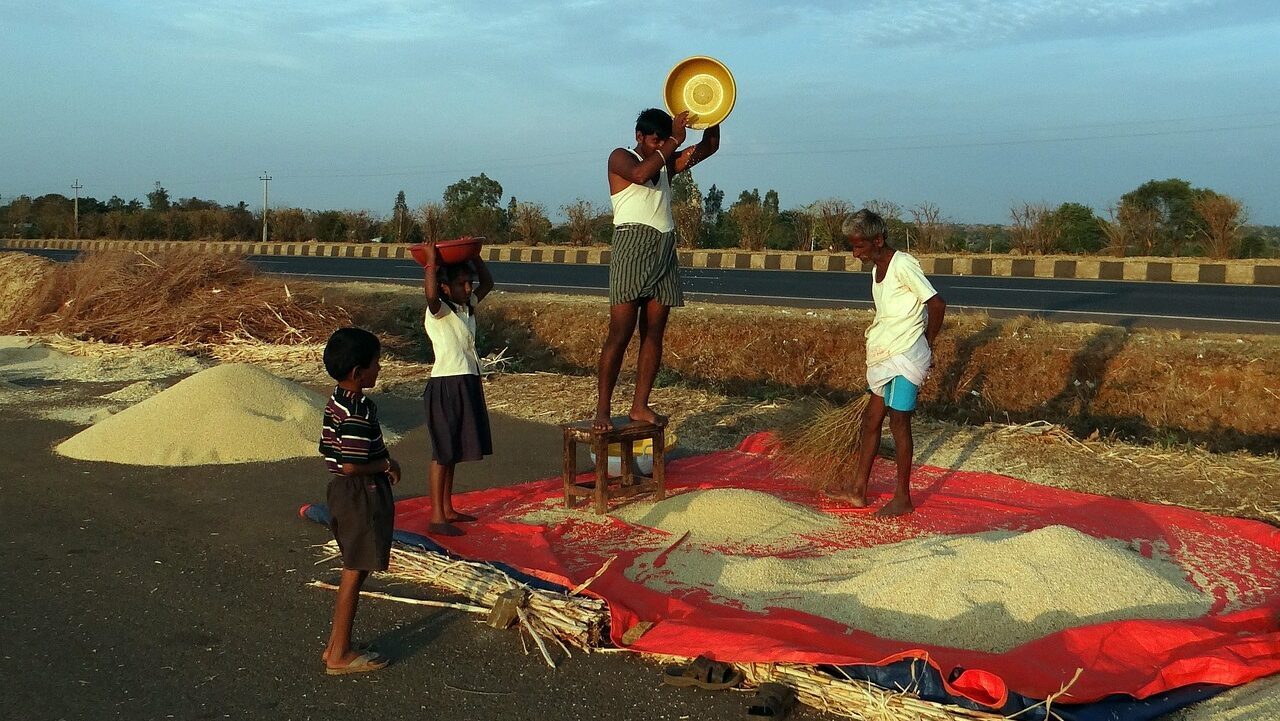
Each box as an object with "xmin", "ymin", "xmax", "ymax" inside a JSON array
[{"xmin": 15, "ymin": 248, "xmax": 1280, "ymax": 333}]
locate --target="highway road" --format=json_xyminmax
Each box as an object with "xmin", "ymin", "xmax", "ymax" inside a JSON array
[{"xmin": 14, "ymin": 248, "xmax": 1280, "ymax": 333}]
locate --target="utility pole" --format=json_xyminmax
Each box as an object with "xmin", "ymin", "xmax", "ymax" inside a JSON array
[
  {"xmin": 259, "ymin": 171, "xmax": 271, "ymax": 243},
  {"xmin": 71, "ymin": 179, "xmax": 83, "ymax": 239}
]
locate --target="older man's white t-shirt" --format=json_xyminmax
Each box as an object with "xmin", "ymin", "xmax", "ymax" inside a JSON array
[{"xmin": 864, "ymin": 251, "xmax": 937, "ymax": 391}]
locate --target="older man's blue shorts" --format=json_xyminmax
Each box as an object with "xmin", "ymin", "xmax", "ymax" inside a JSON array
[{"xmin": 874, "ymin": 375, "xmax": 919, "ymax": 412}]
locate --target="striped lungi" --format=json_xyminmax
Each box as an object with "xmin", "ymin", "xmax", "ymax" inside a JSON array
[{"xmin": 608, "ymin": 223, "xmax": 684, "ymax": 307}]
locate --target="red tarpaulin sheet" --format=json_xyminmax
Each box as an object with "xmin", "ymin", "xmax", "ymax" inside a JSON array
[{"xmin": 386, "ymin": 432, "xmax": 1280, "ymax": 707}]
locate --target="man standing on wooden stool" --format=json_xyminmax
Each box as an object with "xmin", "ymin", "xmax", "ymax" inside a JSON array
[{"xmin": 593, "ymin": 108, "xmax": 720, "ymax": 431}]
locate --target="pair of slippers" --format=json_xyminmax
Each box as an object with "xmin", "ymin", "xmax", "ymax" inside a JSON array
[
  {"xmin": 748, "ymin": 683, "xmax": 796, "ymax": 719},
  {"xmin": 662, "ymin": 656, "xmax": 795, "ymax": 719},
  {"xmin": 662, "ymin": 655, "xmax": 743, "ymax": 690}
]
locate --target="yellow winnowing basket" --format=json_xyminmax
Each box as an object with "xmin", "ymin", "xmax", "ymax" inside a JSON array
[
  {"xmin": 663, "ymin": 56, "xmax": 736, "ymax": 129},
  {"xmin": 605, "ymin": 428, "xmax": 679, "ymax": 459}
]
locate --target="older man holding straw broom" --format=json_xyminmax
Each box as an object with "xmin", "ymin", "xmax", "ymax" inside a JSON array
[{"xmin": 817, "ymin": 209, "xmax": 946, "ymax": 516}]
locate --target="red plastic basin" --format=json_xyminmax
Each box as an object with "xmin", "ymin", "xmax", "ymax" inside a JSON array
[{"xmin": 409, "ymin": 236, "xmax": 484, "ymax": 266}]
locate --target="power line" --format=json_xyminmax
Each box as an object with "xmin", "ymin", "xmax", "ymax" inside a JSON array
[
  {"xmin": 240, "ymin": 116, "xmax": 1280, "ymax": 180},
  {"xmin": 773, "ymin": 109, "xmax": 1280, "ymax": 148}
]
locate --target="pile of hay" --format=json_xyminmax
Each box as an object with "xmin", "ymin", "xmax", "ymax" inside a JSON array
[
  {"xmin": 622, "ymin": 491, "xmax": 1210, "ymax": 653},
  {"xmin": 56, "ymin": 363, "xmax": 330, "ymax": 466},
  {"xmin": 4, "ymin": 250, "xmax": 350, "ymax": 345},
  {"xmin": 0, "ymin": 252, "xmax": 56, "ymax": 327}
]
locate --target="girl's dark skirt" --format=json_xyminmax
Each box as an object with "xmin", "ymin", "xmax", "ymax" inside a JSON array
[{"xmin": 423, "ymin": 374, "xmax": 492, "ymax": 465}]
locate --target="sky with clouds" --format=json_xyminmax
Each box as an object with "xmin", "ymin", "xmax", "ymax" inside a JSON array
[{"xmin": 2, "ymin": 0, "xmax": 1278, "ymax": 223}]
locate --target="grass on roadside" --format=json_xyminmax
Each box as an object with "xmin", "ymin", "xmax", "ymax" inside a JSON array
[{"xmin": 1, "ymin": 250, "xmax": 350, "ymax": 346}]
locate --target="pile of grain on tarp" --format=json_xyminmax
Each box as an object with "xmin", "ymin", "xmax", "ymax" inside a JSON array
[
  {"xmin": 614, "ymin": 488, "xmax": 840, "ymax": 546},
  {"xmin": 1167, "ymin": 673, "xmax": 1280, "ymax": 721},
  {"xmin": 623, "ymin": 491, "xmax": 1211, "ymax": 653},
  {"xmin": 56, "ymin": 363, "xmax": 328, "ymax": 465}
]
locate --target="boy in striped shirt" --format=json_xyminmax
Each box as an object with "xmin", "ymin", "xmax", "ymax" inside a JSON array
[{"xmin": 318, "ymin": 327, "xmax": 401, "ymax": 675}]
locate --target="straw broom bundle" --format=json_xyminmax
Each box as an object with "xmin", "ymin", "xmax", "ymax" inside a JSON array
[{"xmin": 774, "ymin": 392, "xmax": 872, "ymax": 490}]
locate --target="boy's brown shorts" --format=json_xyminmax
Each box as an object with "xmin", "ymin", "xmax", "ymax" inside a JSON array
[{"xmin": 326, "ymin": 473, "xmax": 394, "ymax": 572}]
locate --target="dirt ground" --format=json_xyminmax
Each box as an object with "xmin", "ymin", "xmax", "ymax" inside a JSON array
[
  {"xmin": 3, "ymin": 329, "xmax": 1276, "ymax": 720},
  {"xmin": 2, "ymin": 381, "xmax": 776, "ymax": 721}
]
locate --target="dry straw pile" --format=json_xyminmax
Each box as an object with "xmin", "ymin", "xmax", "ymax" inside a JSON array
[
  {"xmin": 0, "ymin": 252, "xmax": 56, "ymax": 327},
  {"xmin": 2, "ymin": 250, "xmax": 349, "ymax": 346},
  {"xmin": 320, "ymin": 282, "xmax": 1280, "ymax": 453},
  {"xmin": 457, "ymin": 293, "xmax": 1280, "ymax": 452}
]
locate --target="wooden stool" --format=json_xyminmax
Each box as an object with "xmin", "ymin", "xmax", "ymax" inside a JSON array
[{"xmin": 562, "ymin": 417, "xmax": 667, "ymax": 514}]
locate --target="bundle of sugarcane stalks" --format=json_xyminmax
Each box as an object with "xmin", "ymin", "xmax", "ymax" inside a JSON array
[
  {"xmin": 316, "ymin": 539, "xmax": 1032, "ymax": 721},
  {"xmin": 773, "ymin": 392, "xmax": 873, "ymax": 490},
  {"xmin": 319, "ymin": 540, "xmax": 608, "ymax": 666}
]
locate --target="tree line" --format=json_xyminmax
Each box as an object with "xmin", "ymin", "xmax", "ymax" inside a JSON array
[{"xmin": 2, "ymin": 175, "xmax": 1275, "ymax": 258}]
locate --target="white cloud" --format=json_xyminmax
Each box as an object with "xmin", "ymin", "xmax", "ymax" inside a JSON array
[{"xmin": 844, "ymin": 0, "xmax": 1276, "ymax": 47}]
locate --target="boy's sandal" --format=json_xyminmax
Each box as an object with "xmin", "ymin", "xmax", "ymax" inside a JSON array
[
  {"xmin": 662, "ymin": 654, "xmax": 743, "ymax": 690},
  {"xmin": 747, "ymin": 682, "xmax": 796, "ymax": 718},
  {"xmin": 325, "ymin": 650, "xmax": 391, "ymax": 676},
  {"xmin": 322, "ymin": 642, "xmax": 369, "ymax": 663}
]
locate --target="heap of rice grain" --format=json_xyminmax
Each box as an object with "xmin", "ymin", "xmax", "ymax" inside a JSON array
[
  {"xmin": 628, "ymin": 521, "xmax": 1211, "ymax": 653},
  {"xmin": 614, "ymin": 488, "xmax": 840, "ymax": 546},
  {"xmin": 0, "ymin": 336, "xmax": 205, "ymax": 382},
  {"xmin": 0, "ymin": 336, "xmax": 85, "ymax": 379},
  {"xmin": 56, "ymin": 364, "xmax": 327, "ymax": 466},
  {"xmin": 1166, "ymin": 674, "xmax": 1280, "ymax": 721},
  {"xmin": 100, "ymin": 380, "xmax": 167, "ymax": 403}
]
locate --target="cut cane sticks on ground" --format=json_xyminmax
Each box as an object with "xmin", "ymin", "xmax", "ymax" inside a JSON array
[
  {"xmin": 317, "ymin": 540, "xmax": 1037, "ymax": 721},
  {"xmin": 774, "ymin": 392, "xmax": 872, "ymax": 490},
  {"xmin": 307, "ymin": 580, "xmax": 488, "ymax": 613},
  {"xmin": 569, "ymin": 555, "xmax": 617, "ymax": 596}
]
